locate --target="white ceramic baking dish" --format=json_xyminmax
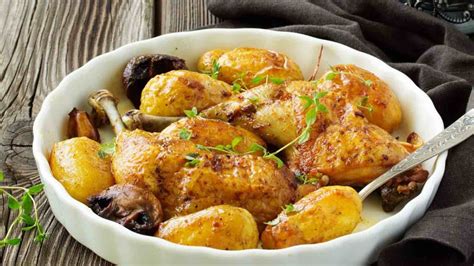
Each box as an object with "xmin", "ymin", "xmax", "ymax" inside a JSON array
[{"xmin": 32, "ymin": 28, "xmax": 446, "ymax": 265}]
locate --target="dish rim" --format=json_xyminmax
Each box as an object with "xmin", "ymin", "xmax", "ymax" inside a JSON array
[{"xmin": 32, "ymin": 28, "xmax": 447, "ymax": 259}]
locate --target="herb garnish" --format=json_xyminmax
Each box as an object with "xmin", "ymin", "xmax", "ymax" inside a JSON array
[
  {"xmin": 295, "ymin": 173, "xmax": 319, "ymax": 185},
  {"xmin": 283, "ymin": 204, "xmax": 297, "ymax": 214},
  {"xmin": 184, "ymin": 107, "xmax": 199, "ymax": 118},
  {"xmin": 196, "ymin": 136, "xmax": 243, "ymax": 155},
  {"xmin": 251, "ymin": 75, "xmax": 285, "ymax": 85},
  {"xmin": 0, "ymin": 171, "xmax": 47, "ymax": 247},
  {"xmin": 98, "ymin": 141, "xmax": 116, "ymax": 158},
  {"xmin": 357, "ymin": 96, "xmax": 374, "ymax": 112},
  {"xmin": 184, "ymin": 153, "xmax": 200, "ymax": 167},
  {"xmin": 211, "ymin": 60, "xmax": 220, "ymax": 79},
  {"xmin": 297, "ymin": 91, "xmax": 328, "ymax": 144},
  {"xmin": 179, "ymin": 128, "xmax": 192, "ymax": 140}
]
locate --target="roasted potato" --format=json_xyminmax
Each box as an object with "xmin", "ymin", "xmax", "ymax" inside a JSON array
[
  {"xmin": 156, "ymin": 205, "xmax": 259, "ymax": 250},
  {"xmin": 197, "ymin": 47, "xmax": 304, "ymax": 89},
  {"xmin": 123, "ymin": 54, "xmax": 187, "ymax": 108},
  {"xmin": 159, "ymin": 117, "xmax": 266, "ymax": 154},
  {"xmin": 261, "ymin": 186, "xmax": 362, "ymax": 249},
  {"xmin": 49, "ymin": 137, "xmax": 115, "ymax": 203},
  {"xmin": 112, "ymin": 129, "xmax": 161, "ymax": 195},
  {"xmin": 139, "ymin": 70, "xmax": 233, "ymax": 116}
]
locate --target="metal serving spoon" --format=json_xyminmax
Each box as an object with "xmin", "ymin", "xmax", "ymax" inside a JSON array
[{"xmin": 359, "ymin": 109, "xmax": 474, "ymax": 200}]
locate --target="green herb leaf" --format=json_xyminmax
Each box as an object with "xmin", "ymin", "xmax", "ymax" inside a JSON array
[
  {"xmin": 98, "ymin": 142, "xmax": 115, "ymax": 159},
  {"xmin": 0, "ymin": 171, "xmax": 4, "ymax": 181},
  {"xmin": 251, "ymin": 75, "xmax": 265, "ymax": 84},
  {"xmin": 21, "ymin": 213, "xmax": 35, "ymax": 226},
  {"xmin": 211, "ymin": 60, "xmax": 220, "ymax": 79},
  {"xmin": 299, "ymin": 95, "xmax": 314, "ymax": 109},
  {"xmin": 231, "ymin": 136, "xmax": 243, "ymax": 150},
  {"xmin": 184, "ymin": 153, "xmax": 200, "ymax": 167},
  {"xmin": 325, "ymin": 72, "xmax": 336, "ymax": 81},
  {"xmin": 269, "ymin": 77, "xmax": 284, "ymax": 85},
  {"xmin": 34, "ymin": 232, "xmax": 47, "ymax": 243},
  {"xmin": 184, "ymin": 107, "xmax": 199, "ymax": 118},
  {"xmin": 248, "ymin": 97, "xmax": 259, "ymax": 105},
  {"xmin": 4, "ymin": 238, "xmax": 21, "ymax": 245},
  {"xmin": 7, "ymin": 196, "xmax": 20, "ymax": 210},
  {"xmin": 28, "ymin": 184, "xmax": 44, "ymax": 195},
  {"xmin": 357, "ymin": 96, "xmax": 374, "ymax": 112},
  {"xmin": 283, "ymin": 204, "xmax": 296, "ymax": 213},
  {"xmin": 298, "ymin": 129, "xmax": 311, "ymax": 144},
  {"xmin": 232, "ymin": 82, "xmax": 242, "ymax": 93},
  {"xmin": 249, "ymin": 143, "xmax": 266, "ymax": 153},
  {"xmin": 179, "ymin": 128, "xmax": 192, "ymax": 140},
  {"xmin": 317, "ymin": 103, "xmax": 328, "ymax": 113},
  {"xmin": 21, "ymin": 194, "xmax": 33, "ymax": 214},
  {"xmin": 305, "ymin": 108, "xmax": 317, "ymax": 126},
  {"xmin": 364, "ymin": 79, "xmax": 373, "ymax": 87},
  {"xmin": 264, "ymin": 154, "xmax": 284, "ymax": 168},
  {"xmin": 314, "ymin": 91, "xmax": 329, "ymax": 100}
]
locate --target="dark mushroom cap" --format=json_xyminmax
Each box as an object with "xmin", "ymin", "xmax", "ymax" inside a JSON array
[
  {"xmin": 88, "ymin": 184, "xmax": 163, "ymax": 235},
  {"xmin": 123, "ymin": 54, "xmax": 187, "ymax": 107}
]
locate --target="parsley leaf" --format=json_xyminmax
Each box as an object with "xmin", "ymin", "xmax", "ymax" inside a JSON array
[
  {"xmin": 283, "ymin": 204, "xmax": 296, "ymax": 214},
  {"xmin": 232, "ymin": 82, "xmax": 242, "ymax": 93},
  {"xmin": 184, "ymin": 107, "xmax": 199, "ymax": 118},
  {"xmin": 357, "ymin": 96, "xmax": 374, "ymax": 112},
  {"xmin": 0, "ymin": 171, "xmax": 4, "ymax": 181},
  {"xmin": 179, "ymin": 128, "xmax": 192, "ymax": 140}
]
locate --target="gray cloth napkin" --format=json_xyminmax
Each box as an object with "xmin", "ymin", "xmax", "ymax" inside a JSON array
[{"xmin": 206, "ymin": 0, "xmax": 474, "ymax": 264}]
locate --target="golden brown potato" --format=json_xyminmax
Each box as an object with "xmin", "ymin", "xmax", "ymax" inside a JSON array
[
  {"xmin": 156, "ymin": 205, "xmax": 259, "ymax": 250},
  {"xmin": 112, "ymin": 129, "xmax": 161, "ymax": 195},
  {"xmin": 49, "ymin": 137, "xmax": 115, "ymax": 203},
  {"xmin": 140, "ymin": 70, "xmax": 233, "ymax": 116},
  {"xmin": 159, "ymin": 117, "xmax": 266, "ymax": 154},
  {"xmin": 261, "ymin": 186, "xmax": 362, "ymax": 249},
  {"xmin": 197, "ymin": 47, "xmax": 304, "ymax": 89},
  {"xmin": 156, "ymin": 138, "xmax": 296, "ymax": 224},
  {"xmin": 196, "ymin": 49, "xmax": 228, "ymax": 74}
]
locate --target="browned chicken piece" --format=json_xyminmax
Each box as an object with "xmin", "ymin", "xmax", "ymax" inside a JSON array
[
  {"xmin": 202, "ymin": 83, "xmax": 299, "ymax": 147},
  {"xmin": 203, "ymin": 65, "xmax": 420, "ymax": 189},
  {"xmin": 156, "ymin": 138, "xmax": 295, "ymax": 225},
  {"xmin": 140, "ymin": 70, "xmax": 233, "ymax": 116},
  {"xmin": 112, "ymin": 129, "xmax": 161, "ymax": 196},
  {"xmin": 159, "ymin": 117, "xmax": 266, "ymax": 154},
  {"xmin": 286, "ymin": 106, "xmax": 410, "ymax": 186},
  {"xmin": 286, "ymin": 64, "xmax": 402, "ymax": 133},
  {"xmin": 197, "ymin": 47, "xmax": 304, "ymax": 89}
]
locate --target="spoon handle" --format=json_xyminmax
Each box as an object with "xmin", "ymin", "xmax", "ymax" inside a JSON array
[{"xmin": 359, "ymin": 109, "xmax": 474, "ymax": 200}]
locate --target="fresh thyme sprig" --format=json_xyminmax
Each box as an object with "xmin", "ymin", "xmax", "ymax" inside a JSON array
[
  {"xmin": 295, "ymin": 173, "xmax": 319, "ymax": 185},
  {"xmin": 184, "ymin": 153, "xmax": 200, "ymax": 167},
  {"xmin": 0, "ymin": 171, "xmax": 47, "ymax": 247},
  {"xmin": 326, "ymin": 66, "xmax": 373, "ymax": 88},
  {"xmin": 196, "ymin": 136, "xmax": 243, "ymax": 155},
  {"xmin": 179, "ymin": 128, "xmax": 192, "ymax": 140},
  {"xmin": 357, "ymin": 96, "xmax": 374, "ymax": 112},
  {"xmin": 251, "ymin": 75, "xmax": 285, "ymax": 85}
]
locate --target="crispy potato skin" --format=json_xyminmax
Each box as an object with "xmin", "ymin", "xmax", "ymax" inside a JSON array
[
  {"xmin": 197, "ymin": 48, "xmax": 304, "ymax": 88},
  {"xmin": 156, "ymin": 138, "xmax": 295, "ymax": 224},
  {"xmin": 197, "ymin": 49, "xmax": 229, "ymax": 74},
  {"xmin": 140, "ymin": 70, "xmax": 233, "ymax": 116},
  {"xmin": 49, "ymin": 137, "xmax": 115, "ymax": 203},
  {"xmin": 156, "ymin": 205, "xmax": 259, "ymax": 250},
  {"xmin": 261, "ymin": 186, "xmax": 362, "ymax": 249},
  {"xmin": 159, "ymin": 117, "xmax": 266, "ymax": 154},
  {"xmin": 112, "ymin": 129, "xmax": 161, "ymax": 195}
]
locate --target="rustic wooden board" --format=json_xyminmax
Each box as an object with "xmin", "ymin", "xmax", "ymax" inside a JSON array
[
  {"xmin": 0, "ymin": 0, "xmax": 155, "ymax": 264},
  {"xmin": 160, "ymin": 0, "xmax": 221, "ymax": 33}
]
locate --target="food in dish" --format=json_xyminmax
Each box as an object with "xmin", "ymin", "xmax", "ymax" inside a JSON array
[{"xmin": 48, "ymin": 47, "xmax": 428, "ymax": 250}]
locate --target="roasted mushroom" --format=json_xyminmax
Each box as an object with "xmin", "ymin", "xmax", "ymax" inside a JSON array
[
  {"xmin": 88, "ymin": 184, "xmax": 163, "ymax": 235},
  {"xmin": 67, "ymin": 108, "xmax": 100, "ymax": 141},
  {"xmin": 123, "ymin": 54, "xmax": 187, "ymax": 107}
]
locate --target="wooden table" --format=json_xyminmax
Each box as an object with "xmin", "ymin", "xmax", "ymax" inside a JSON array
[
  {"xmin": 1, "ymin": 1, "xmax": 473, "ymax": 265},
  {"xmin": 0, "ymin": 1, "xmax": 219, "ymax": 264}
]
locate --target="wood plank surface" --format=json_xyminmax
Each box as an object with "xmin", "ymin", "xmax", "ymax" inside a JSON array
[
  {"xmin": 0, "ymin": 0, "xmax": 155, "ymax": 265},
  {"xmin": 160, "ymin": 0, "xmax": 221, "ymax": 33}
]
